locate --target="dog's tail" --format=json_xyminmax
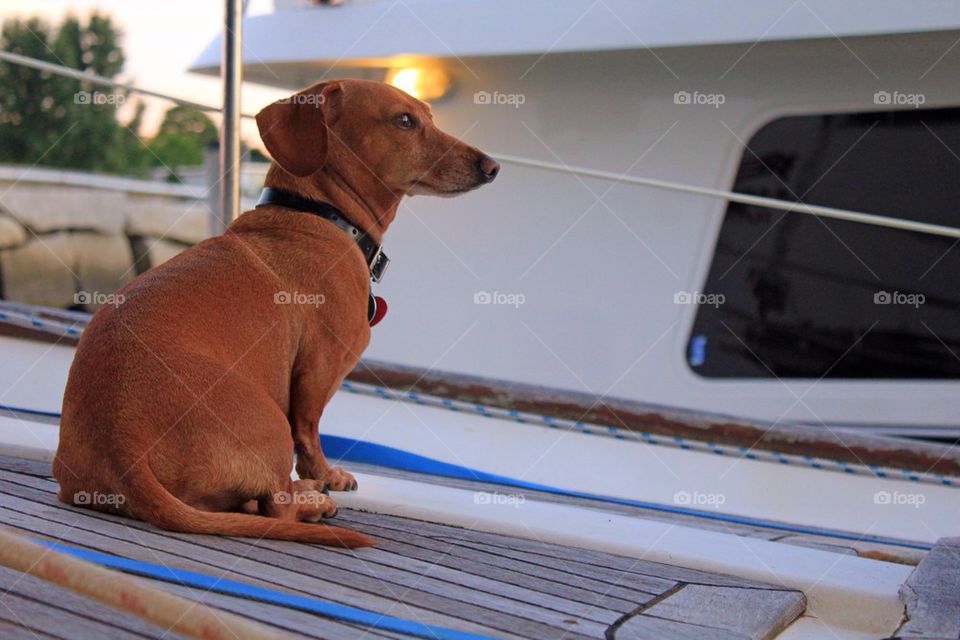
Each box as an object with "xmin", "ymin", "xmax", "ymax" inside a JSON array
[{"xmin": 118, "ymin": 460, "xmax": 374, "ymax": 548}]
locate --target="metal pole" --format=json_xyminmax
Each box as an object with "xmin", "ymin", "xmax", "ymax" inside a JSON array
[{"xmin": 216, "ymin": 0, "xmax": 243, "ymax": 233}]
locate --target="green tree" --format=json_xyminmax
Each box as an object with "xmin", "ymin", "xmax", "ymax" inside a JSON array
[
  {"xmin": 247, "ymin": 147, "xmax": 269, "ymax": 163},
  {"xmin": 148, "ymin": 105, "xmax": 218, "ymax": 169},
  {"xmin": 0, "ymin": 13, "xmax": 150, "ymax": 174}
]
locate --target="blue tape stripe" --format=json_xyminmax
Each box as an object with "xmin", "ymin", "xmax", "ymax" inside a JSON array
[
  {"xmin": 0, "ymin": 404, "xmax": 62, "ymax": 419},
  {"xmin": 320, "ymin": 434, "xmax": 933, "ymax": 551},
  {"xmin": 34, "ymin": 540, "xmax": 495, "ymax": 640}
]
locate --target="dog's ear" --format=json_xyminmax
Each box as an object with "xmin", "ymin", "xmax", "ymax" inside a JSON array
[{"xmin": 256, "ymin": 81, "xmax": 343, "ymax": 177}]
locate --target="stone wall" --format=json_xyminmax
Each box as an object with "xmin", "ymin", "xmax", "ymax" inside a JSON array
[{"xmin": 0, "ymin": 171, "xmax": 224, "ymax": 311}]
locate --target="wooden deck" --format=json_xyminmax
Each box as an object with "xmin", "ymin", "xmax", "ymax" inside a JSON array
[
  {"xmin": 0, "ymin": 454, "xmax": 807, "ymax": 640},
  {"xmin": 895, "ymin": 537, "xmax": 960, "ymax": 639}
]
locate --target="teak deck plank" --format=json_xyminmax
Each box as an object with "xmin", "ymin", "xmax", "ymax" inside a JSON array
[
  {"xmin": 896, "ymin": 536, "xmax": 960, "ymax": 639},
  {"xmin": 0, "ymin": 456, "xmax": 807, "ymax": 639},
  {"xmin": 0, "ymin": 565, "xmax": 183, "ymax": 640},
  {"xmin": 0, "ymin": 454, "xmax": 53, "ymax": 477},
  {"xmin": 642, "ymin": 584, "xmax": 806, "ymax": 640},
  {"xmin": 156, "ymin": 582, "xmax": 406, "ymax": 640},
  {"xmin": 0, "ymin": 590, "xmax": 161, "ymax": 640},
  {"xmin": 0, "ymin": 618, "xmax": 60, "ymax": 640},
  {"xmin": 334, "ymin": 515, "xmax": 658, "ymax": 606},
  {"xmin": 338, "ymin": 509, "xmax": 782, "ymax": 590},
  {"xmin": 614, "ymin": 613, "xmax": 745, "ymax": 640}
]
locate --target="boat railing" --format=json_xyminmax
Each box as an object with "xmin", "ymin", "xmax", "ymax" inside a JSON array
[{"xmin": 1, "ymin": 48, "xmax": 958, "ymax": 241}]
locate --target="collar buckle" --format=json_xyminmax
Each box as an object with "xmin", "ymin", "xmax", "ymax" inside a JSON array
[{"xmin": 369, "ymin": 247, "xmax": 390, "ymax": 282}]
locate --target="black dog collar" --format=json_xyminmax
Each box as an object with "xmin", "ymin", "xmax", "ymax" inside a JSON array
[{"xmin": 256, "ymin": 187, "xmax": 390, "ymax": 282}]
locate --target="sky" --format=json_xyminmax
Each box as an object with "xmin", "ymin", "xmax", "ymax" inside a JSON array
[{"xmin": 0, "ymin": 0, "xmax": 286, "ymax": 144}]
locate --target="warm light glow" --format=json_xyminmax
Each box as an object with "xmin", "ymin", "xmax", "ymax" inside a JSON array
[{"xmin": 386, "ymin": 66, "xmax": 451, "ymax": 102}]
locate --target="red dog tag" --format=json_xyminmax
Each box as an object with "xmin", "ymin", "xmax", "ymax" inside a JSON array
[{"xmin": 368, "ymin": 294, "xmax": 388, "ymax": 326}]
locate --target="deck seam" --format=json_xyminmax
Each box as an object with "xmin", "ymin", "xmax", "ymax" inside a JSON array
[
  {"xmin": 338, "ymin": 510, "xmax": 783, "ymax": 592},
  {"xmin": 432, "ymin": 536, "xmax": 804, "ymax": 593},
  {"xmin": 334, "ymin": 514, "xmax": 658, "ymax": 600},
  {"xmin": 604, "ymin": 582, "xmax": 687, "ymax": 640},
  {"xmin": 338, "ymin": 508, "xmax": 863, "ymax": 593},
  {"xmin": 338, "ymin": 511, "xmax": 667, "ymax": 585}
]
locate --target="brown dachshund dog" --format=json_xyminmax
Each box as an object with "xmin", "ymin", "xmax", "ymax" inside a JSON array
[{"xmin": 53, "ymin": 79, "xmax": 499, "ymax": 547}]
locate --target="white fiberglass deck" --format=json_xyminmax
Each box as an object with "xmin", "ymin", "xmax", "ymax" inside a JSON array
[{"xmin": 0, "ymin": 323, "xmax": 956, "ymax": 637}]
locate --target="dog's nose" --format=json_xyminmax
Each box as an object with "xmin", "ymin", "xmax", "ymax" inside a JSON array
[{"xmin": 478, "ymin": 154, "xmax": 500, "ymax": 183}]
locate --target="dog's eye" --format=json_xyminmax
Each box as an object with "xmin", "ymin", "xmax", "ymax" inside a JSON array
[{"xmin": 394, "ymin": 113, "xmax": 416, "ymax": 130}]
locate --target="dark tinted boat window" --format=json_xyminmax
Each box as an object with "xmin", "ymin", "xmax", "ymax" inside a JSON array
[{"xmin": 689, "ymin": 108, "xmax": 960, "ymax": 378}]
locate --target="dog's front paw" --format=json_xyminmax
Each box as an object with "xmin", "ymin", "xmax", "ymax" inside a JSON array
[{"xmin": 322, "ymin": 466, "xmax": 358, "ymax": 492}]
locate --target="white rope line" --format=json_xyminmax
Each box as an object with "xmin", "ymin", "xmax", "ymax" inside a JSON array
[
  {"xmin": 340, "ymin": 380, "xmax": 958, "ymax": 488},
  {"xmin": 0, "ymin": 50, "xmax": 258, "ymax": 119},
  {"xmin": 0, "ymin": 308, "xmax": 83, "ymax": 338},
  {"xmin": 490, "ymin": 153, "xmax": 960, "ymax": 240},
  {"xmin": 3, "ymin": 49, "xmax": 957, "ymax": 239}
]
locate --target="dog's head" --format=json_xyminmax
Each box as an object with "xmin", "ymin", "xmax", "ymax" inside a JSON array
[{"xmin": 256, "ymin": 79, "xmax": 499, "ymax": 197}]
